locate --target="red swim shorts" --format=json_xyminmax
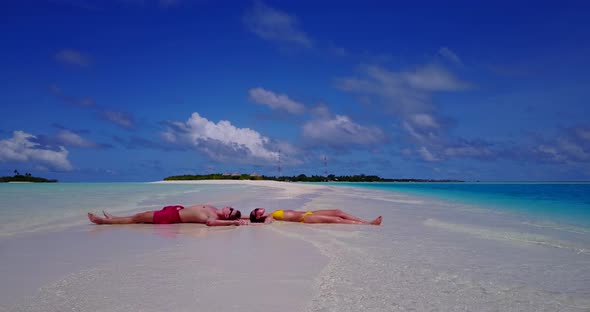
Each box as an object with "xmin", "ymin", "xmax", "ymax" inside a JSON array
[{"xmin": 153, "ymin": 205, "xmax": 184, "ymax": 224}]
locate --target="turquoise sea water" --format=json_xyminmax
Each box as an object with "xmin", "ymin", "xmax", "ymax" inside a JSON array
[
  {"xmin": 319, "ymin": 182, "xmax": 590, "ymax": 228},
  {"xmin": 2, "ymin": 181, "xmax": 590, "ymax": 236}
]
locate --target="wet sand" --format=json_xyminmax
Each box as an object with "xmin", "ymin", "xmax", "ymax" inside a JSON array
[{"xmin": 2, "ymin": 180, "xmax": 589, "ymax": 311}]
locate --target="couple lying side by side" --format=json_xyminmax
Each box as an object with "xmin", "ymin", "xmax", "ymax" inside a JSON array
[{"xmin": 87, "ymin": 204, "xmax": 382, "ymax": 226}]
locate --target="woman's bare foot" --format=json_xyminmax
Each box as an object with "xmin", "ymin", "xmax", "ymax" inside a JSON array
[
  {"xmin": 103, "ymin": 211, "xmax": 113, "ymax": 219},
  {"xmin": 370, "ymin": 216, "xmax": 382, "ymax": 225},
  {"xmin": 88, "ymin": 213, "xmax": 105, "ymax": 224}
]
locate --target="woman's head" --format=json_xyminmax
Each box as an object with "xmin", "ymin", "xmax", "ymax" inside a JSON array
[{"xmin": 249, "ymin": 208, "xmax": 266, "ymax": 223}]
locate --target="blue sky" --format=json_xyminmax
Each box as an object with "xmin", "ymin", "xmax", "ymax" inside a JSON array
[{"xmin": 1, "ymin": 0, "xmax": 589, "ymax": 182}]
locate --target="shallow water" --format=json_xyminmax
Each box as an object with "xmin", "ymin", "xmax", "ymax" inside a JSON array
[
  {"xmin": 1, "ymin": 182, "xmax": 589, "ymax": 311},
  {"xmin": 0, "ymin": 182, "xmax": 318, "ymax": 311},
  {"xmin": 319, "ymin": 182, "xmax": 590, "ymax": 228},
  {"xmin": 290, "ymin": 186, "xmax": 590, "ymax": 311},
  {"xmin": 0, "ymin": 182, "xmax": 293, "ymax": 237}
]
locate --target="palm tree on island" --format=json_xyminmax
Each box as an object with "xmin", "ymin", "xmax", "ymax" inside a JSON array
[{"xmin": 1, "ymin": 170, "xmax": 57, "ymax": 183}]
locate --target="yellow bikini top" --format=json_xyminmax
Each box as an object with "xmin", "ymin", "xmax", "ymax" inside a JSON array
[{"xmin": 271, "ymin": 209, "xmax": 285, "ymax": 220}]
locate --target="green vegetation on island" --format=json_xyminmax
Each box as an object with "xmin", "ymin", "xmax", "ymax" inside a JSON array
[
  {"xmin": 163, "ymin": 173, "xmax": 463, "ymax": 183},
  {"xmin": 1, "ymin": 170, "xmax": 58, "ymax": 183}
]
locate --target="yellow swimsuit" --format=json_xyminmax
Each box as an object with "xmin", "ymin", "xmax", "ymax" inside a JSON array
[
  {"xmin": 271, "ymin": 210, "xmax": 285, "ymax": 220},
  {"xmin": 270, "ymin": 210, "xmax": 313, "ymax": 222},
  {"xmin": 300, "ymin": 211, "xmax": 313, "ymax": 222}
]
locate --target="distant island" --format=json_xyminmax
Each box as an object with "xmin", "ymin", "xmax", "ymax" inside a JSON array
[
  {"xmin": 1, "ymin": 170, "xmax": 58, "ymax": 183},
  {"xmin": 163, "ymin": 173, "xmax": 463, "ymax": 183}
]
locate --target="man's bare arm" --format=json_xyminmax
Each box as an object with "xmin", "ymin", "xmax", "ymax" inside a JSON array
[{"xmin": 205, "ymin": 219, "xmax": 247, "ymax": 226}]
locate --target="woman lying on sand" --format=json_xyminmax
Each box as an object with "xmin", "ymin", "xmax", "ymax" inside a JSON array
[{"xmin": 249, "ymin": 208, "xmax": 382, "ymax": 225}]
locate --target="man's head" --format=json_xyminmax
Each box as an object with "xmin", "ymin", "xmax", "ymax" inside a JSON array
[
  {"xmin": 249, "ymin": 208, "xmax": 266, "ymax": 223},
  {"xmin": 222, "ymin": 206, "xmax": 241, "ymax": 220}
]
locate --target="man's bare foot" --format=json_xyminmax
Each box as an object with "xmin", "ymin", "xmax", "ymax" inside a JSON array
[
  {"xmin": 88, "ymin": 213, "xmax": 105, "ymax": 224},
  {"xmin": 103, "ymin": 211, "xmax": 113, "ymax": 219},
  {"xmin": 370, "ymin": 216, "xmax": 382, "ymax": 225}
]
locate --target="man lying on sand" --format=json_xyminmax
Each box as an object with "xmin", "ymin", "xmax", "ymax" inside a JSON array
[
  {"xmin": 88, "ymin": 204, "xmax": 247, "ymax": 226},
  {"xmin": 249, "ymin": 208, "xmax": 382, "ymax": 225}
]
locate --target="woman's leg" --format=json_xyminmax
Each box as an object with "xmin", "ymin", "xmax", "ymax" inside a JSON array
[
  {"xmin": 88, "ymin": 211, "xmax": 154, "ymax": 224},
  {"xmin": 303, "ymin": 214, "xmax": 382, "ymax": 225},
  {"xmin": 312, "ymin": 209, "xmax": 369, "ymax": 222}
]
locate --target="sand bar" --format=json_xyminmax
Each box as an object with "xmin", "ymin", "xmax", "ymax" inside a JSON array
[{"xmin": 2, "ymin": 180, "xmax": 590, "ymax": 311}]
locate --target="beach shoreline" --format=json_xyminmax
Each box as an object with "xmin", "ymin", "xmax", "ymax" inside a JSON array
[
  {"xmin": 1, "ymin": 180, "xmax": 332, "ymax": 312},
  {"xmin": 150, "ymin": 179, "xmax": 332, "ymax": 197},
  {"xmin": 2, "ymin": 180, "xmax": 590, "ymax": 311}
]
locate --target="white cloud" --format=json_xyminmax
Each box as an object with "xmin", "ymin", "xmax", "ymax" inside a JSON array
[
  {"xmin": 402, "ymin": 120, "xmax": 439, "ymax": 143},
  {"xmin": 439, "ymin": 47, "xmax": 462, "ymax": 64},
  {"xmin": 310, "ymin": 103, "xmax": 331, "ymax": 118},
  {"xmin": 556, "ymin": 138, "xmax": 590, "ymax": 161},
  {"xmin": 243, "ymin": 1, "xmax": 312, "ymax": 47},
  {"xmin": 338, "ymin": 62, "xmax": 470, "ymax": 160},
  {"xmin": 410, "ymin": 113, "xmax": 439, "ymax": 129},
  {"xmin": 531, "ymin": 127, "xmax": 590, "ymax": 164},
  {"xmin": 401, "ymin": 148, "xmax": 413, "ymax": 157},
  {"xmin": 338, "ymin": 64, "xmax": 468, "ymax": 116},
  {"xmin": 302, "ymin": 115, "xmax": 386, "ymax": 148},
  {"xmin": 418, "ymin": 146, "xmax": 439, "ymax": 162},
  {"xmin": 162, "ymin": 112, "xmax": 281, "ymax": 163},
  {"xmin": 101, "ymin": 110, "xmax": 134, "ymax": 129},
  {"xmin": 403, "ymin": 64, "xmax": 469, "ymax": 91},
  {"xmin": 56, "ymin": 130, "xmax": 99, "ymax": 148},
  {"xmin": 574, "ymin": 127, "xmax": 590, "ymax": 141},
  {"xmin": 55, "ymin": 49, "xmax": 90, "ymax": 67},
  {"xmin": 535, "ymin": 145, "xmax": 566, "ymax": 162},
  {"xmin": 50, "ymin": 84, "xmax": 135, "ymax": 129},
  {"xmin": 0, "ymin": 131, "xmax": 73, "ymax": 171},
  {"xmin": 444, "ymin": 145, "xmax": 493, "ymax": 158},
  {"xmin": 248, "ymin": 87, "xmax": 306, "ymax": 114},
  {"xmin": 49, "ymin": 84, "xmax": 96, "ymax": 108}
]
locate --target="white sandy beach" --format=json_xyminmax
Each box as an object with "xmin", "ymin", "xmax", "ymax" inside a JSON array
[{"xmin": 1, "ymin": 180, "xmax": 590, "ymax": 311}]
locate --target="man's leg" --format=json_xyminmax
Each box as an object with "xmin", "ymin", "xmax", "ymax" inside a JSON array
[{"xmin": 88, "ymin": 211, "xmax": 154, "ymax": 224}]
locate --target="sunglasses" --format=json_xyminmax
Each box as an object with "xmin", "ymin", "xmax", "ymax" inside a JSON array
[{"xmin": 228, "ymin": 207, "xmax": 234, "ymax": 219}]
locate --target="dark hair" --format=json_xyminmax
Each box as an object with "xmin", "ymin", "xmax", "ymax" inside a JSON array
[
  {"xmin": 229, "ymin": 209, "xmax": 241, "ymax": 220},
  {"xmin": 249, "ymin": 208, "xmax": 266, "ymax": 223}
]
